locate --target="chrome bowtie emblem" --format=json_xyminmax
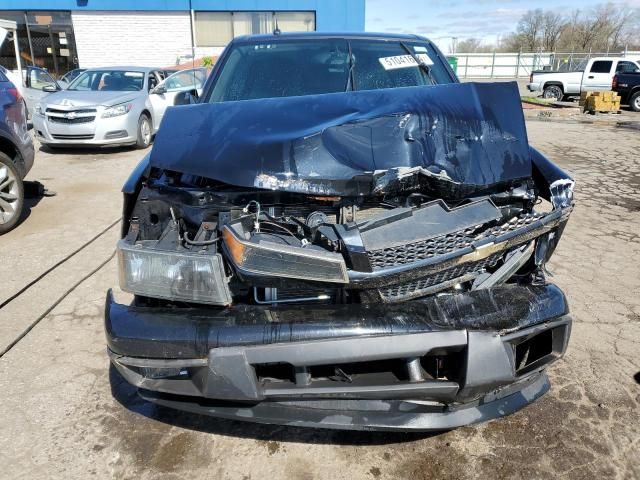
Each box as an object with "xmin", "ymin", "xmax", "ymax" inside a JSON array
[{"xmin": 64, "ymin": 111, "xmax": 77, "ymax": 119}]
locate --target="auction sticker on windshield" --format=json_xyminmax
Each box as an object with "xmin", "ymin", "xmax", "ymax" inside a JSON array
[{"xmin": 378, "ymin": 54, "xmax": 434, "ymax": 70}]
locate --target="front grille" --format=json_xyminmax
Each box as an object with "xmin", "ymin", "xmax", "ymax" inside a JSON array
[
  {"xmin": 254, "ymin": 286, "xmax": 337, "ymax": 304},
  {"xmin": 482, "ymin": 212, "xmax": 546, "ymax": 235},
  {"xmin": 51, "ymin": 134, "xmax": 95, "ymax": 140},
  {"xmin": 48, "ymin": 115, "xmax": 95, "ymax": 124},
  {"xmin": 275, "ymin": 285, "xmax": 336, "ymax": 300},
  {"xmin": 368, "ymin": 228, "xmax": 480, "ymax": 268},
  {"xmin": 377, "ymin": 253, "xmax": 502, "ymax": 302},
  {"xmin": 46, "ymin": 108, "xmax": 96, "ymax": 114},
  {"xmin": 368, "ymin": 212, "xmax": 545, "ymax": 269}
]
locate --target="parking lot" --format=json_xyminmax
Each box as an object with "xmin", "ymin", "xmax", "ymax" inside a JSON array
[{"xmin": 0, "ymin": 112, "xmax": 639, "ymax": 479}]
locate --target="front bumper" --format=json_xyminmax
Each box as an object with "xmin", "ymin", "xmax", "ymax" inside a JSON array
[
  {"xmin": 106, "ymin": 283, "xmax": 571, "ymax": 431},
  {"xmin": 32, "ymin": 112, "xmax": 138, "ymax": 146}
]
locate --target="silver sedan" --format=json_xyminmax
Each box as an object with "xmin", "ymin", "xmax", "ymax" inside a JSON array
[{"xmin": 32, "ymin": 66, "xmax": 205, "ymax": 148}]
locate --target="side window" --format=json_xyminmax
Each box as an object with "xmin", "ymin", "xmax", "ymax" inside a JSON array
[
  {"xmin": 590, "ymin": 61, "xmax": 613, "ymax": 74},
  {"xmin": 165, "ymin": 71, "xmax": 204, "ymax": 91},
  {"xmin": 29, "ymin": 69, "xmax": 57, "ymax": 90},
  {"xmin": 616, "ymin": 61, "xmax": 639, "ymax": 74},
  {"xmin": 72, "ymin": 73, "xmax": 93, "ymax": 91}
]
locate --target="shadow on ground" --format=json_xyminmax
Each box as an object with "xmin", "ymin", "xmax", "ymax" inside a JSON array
[
  {"xmin": 109, "ymin": 365, "xmax": 440, "ymax": 446},
  {"xmin": 15, "ymin": 180, "xmax": 50, "ymax": 228},
  {"xmin": 39, "ymin": 144, "xmax": 138, "ymax": 156}
]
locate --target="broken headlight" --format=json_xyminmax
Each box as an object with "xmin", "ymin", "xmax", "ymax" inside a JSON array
[
  {"xmin": 117, "ymin": 240, "xmax": 232, "ymax": 305},
  {"xmin": 222, "ymin": 226, "xmax": 349, "ymax": 283}
]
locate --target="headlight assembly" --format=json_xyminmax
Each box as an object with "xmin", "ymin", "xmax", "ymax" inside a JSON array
[
  {"xmin": 117, "ymin": 240, "xmax": 232, "ymax": 305},
  {"xmin": 102, "ymin": 102, "xmax": 133, "ymax": 118},
  {"xmin": 222, "ymin": 226, "xmax": 349, "ymax": 283},
  {"xmin": 35, "ymin": 104, "xmax": 45, "ymax": 117}
]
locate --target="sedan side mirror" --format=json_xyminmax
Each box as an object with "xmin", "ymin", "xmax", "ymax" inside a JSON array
[
  {"xmin": 42, "ymin": 84, "xmax": 58, "ymax": 93},
  {"xmin": 152, "ymin": 85, "xmax": 167, "ymax": 95},
  {"xmin": 174, "ymin": 90, "xmax": 197, "ymax": 106}
]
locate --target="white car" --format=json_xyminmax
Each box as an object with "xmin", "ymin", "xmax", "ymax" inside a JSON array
[
  {"xmin": 32, "ymin": 66, "xmax": 208, "ymax": 149},
  {"xmin": 527, "ymin": 57, "xmax": 640, "ymax": 100}
]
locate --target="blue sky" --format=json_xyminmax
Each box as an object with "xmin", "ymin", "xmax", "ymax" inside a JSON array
[{"xmin": 365, "ymin": 0, "xmax": 639, "ymax": 52}]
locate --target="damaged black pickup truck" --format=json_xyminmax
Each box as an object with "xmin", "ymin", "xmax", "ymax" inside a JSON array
[{"xmin": 105, "ymin": 33, "xmax": 575, "ymax": 431}]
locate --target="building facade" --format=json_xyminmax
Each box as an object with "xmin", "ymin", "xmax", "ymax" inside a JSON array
[{"xmin": 0, "ymin": 0, "xmax": 365, "ymax": 76}]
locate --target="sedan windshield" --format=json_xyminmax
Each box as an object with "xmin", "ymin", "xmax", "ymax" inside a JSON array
[
  {"xmin": 208, "ymin": 39, "xmax": 453, "ymax": 102},
  {"xmin": 67, "ymin": 70, "xmax": 145, "ymax": 91}
]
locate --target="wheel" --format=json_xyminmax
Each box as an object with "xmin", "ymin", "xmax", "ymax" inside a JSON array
[
  {"xmin": 135, "ymin": 114, "xmax": 152, "ymax": 149},
  {"xmin": 629, "ymin": 91, "xmax": 640, "ymax": 112},
  {"xmin": 543, "ymin": 85, "xmax": 563, "ymax": 101},
  {"xmin": 0, "ymin": 152, "xmax": 25, "ymax": 234}
]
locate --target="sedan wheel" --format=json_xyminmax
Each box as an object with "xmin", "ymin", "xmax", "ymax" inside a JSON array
[
  {"xmin": 136, "ymin": 114, "xmax": 152, "ymax": 149},
  {"xmin": 0, "ymin": 153, "xmax": 24, "ymax": 234}
]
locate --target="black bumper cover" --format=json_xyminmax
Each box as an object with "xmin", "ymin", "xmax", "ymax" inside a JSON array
[{"xmin": 105, "ymin": 284, "xmax": 571, "ymax": 431}]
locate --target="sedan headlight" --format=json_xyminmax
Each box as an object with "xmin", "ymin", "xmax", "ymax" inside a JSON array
[
  {"xmin": 102, "ymin": 102, "xmax": 132, "ymax": 118},
  {"xmin": 117, "ymin": 240, "xmax": 232, "ymax": 305},
  {"xmin": 35, "ymin": 104, "xmax": 45, "ymax": 117}
]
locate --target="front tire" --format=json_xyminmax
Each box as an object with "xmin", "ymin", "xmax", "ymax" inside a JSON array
[
  {"xmin": 135, "ymin": 114, "xmax": 152, "ymax": 149},
  {"xmin": 629, "ymin": 91, "xmax": 640, "ymax": 112},
  {"xmin": 543, "ymin": 85, "xmax": 563, "ymax": 101},
  {"xmin": 0, "ymin": 152, "xmax": 25, "ymax": 235}
]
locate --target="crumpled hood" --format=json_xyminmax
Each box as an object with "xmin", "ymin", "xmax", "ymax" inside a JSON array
[
  {"xmin": 42, "ymin": 90, "xmax": 137, "ymax": 108},
  {"xmin": 149, "ymin": 82, "xmax": 531, "ymax": 198}
]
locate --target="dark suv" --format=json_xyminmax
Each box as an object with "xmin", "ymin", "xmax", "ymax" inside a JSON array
[
  {"xmin": 0, "ymin": 66, "xmax": 35, "ymax": 234},
  {"xmin": 106, "ymin": 33, "xmax": 575, "ymax": 431}
]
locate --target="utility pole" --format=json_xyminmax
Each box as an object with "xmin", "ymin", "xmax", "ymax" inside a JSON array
[{"xmin": 188, "ymin": 0, "xmax": 196, "ymax": 68}]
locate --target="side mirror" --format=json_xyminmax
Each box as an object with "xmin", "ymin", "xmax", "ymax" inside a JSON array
[
  {"xmin": 174, "ymin": 90, "xmax": 197, "ymax": 106},
  {"xmin": 42, "ymin": 84, "xmax": 58, "ymax": 93},
  {"xmin": 152, "ymin": 85, "xmax": 167, "ymax": 95}
]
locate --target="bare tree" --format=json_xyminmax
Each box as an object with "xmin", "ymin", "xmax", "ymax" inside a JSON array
[
  {"xmin": 619, "ymin": 13, "xmax": 640, "ymax": 50},
  {"xmin": 566, "ymin": 9, "xmax": 605, "ymax": 50},
  {"xmin": 455, "ymin": 38, "xmax": 483, "ymax": 53},
  {"xmin": 541, "ymin": 12, "xmax": 566, "ymax": 51},
  {"xmin": 595, "ymin": 3, "xmax": 632, "ymax": 50},
  {"xmin": 499, "ymin": 32, "xmax": 527, "ymax": 52},
  {"xmin": 513, "ymin": 4, "xmax": 639, "ymax": 52},
  {"xmin": 449, "ymin": 37, "xmax": 458, "ymax": 54},
  {"xmin": 467, "ymin": 3, "xmax": 640, "ymax": 54},
  {"xmin": 517, "ymin": 9, "xmax": 545, "ymax": 50}
]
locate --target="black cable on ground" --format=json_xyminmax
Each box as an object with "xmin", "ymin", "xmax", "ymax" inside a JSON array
[
  {"xmin": 0, "ymin": 218, "xmax": 120, "ymax": 310},
  {"xmin": 0, "ymin": 249, "xmax": 116, "ymax": 359}
]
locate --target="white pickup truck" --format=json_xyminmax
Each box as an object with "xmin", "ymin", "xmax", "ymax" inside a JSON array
[{"xmin": 527, "ymin": 57, "xmax": 640, "ymax": 100}]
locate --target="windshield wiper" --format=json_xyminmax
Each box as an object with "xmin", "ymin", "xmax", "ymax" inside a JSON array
[{"xmin": 400, "ymin": 42, "xmax": 436, "ymax": 85}]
